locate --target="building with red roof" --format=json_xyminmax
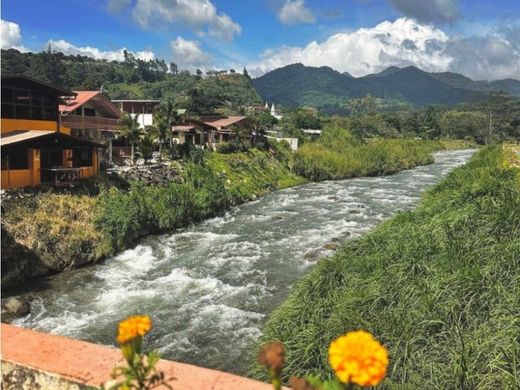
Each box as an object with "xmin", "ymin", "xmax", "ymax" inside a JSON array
[{"xmin": 60, "ymin": 91, "xmax": 121, "ymax": 144}]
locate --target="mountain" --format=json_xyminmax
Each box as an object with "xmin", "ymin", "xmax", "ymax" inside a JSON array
[{"xmin": 252, "ymin": 63, "xmax": 520, "ymax": 111}]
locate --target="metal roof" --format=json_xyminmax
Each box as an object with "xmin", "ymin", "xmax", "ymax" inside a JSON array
[
  {"xmin": 1, "ymin": 74, "xmax": 75, "ymax": 97},
  {"xmin": 0, "ymin": 130, "xmax": 55, "ymax": 146},
  {"xmin": 0, "ymin": 130, "xmax": 106, "ymax": 148},
  {"xmin": 60, "ymin": 91, "xmax": 122, "ymax": 118}
]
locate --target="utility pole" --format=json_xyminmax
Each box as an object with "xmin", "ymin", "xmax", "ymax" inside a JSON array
[{"xmin": 488, "ymin": 110, "xmax": 493, "ymax": 144}]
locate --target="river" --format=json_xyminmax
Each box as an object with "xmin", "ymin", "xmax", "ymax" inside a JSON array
[{"xmin": 14, "ymin": 149, "xmax": 475, "ymax": 375}]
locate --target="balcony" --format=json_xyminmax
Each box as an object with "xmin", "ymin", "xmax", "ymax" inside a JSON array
[{"xmin": 61, "ymin": 115, "xmax": 120, "ymax": 131}]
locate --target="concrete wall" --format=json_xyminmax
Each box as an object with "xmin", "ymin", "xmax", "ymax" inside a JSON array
[
  {"xmin": 266, "ymin": 136, "xmax": 299, "ymax": 151},
  {"xmin": 1, "ymin": 324, "xmax": 278, "ymax": 390}
]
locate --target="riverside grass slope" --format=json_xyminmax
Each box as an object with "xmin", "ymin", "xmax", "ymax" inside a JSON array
[{"xmin": 255, "ymin": 145, "xmax": 520, "ymax": 389}]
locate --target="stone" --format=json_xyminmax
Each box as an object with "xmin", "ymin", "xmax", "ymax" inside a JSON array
[
  {"xmin": 323, "ymin": 242, "xmax": 339, "ymax": 251},
  {"xmin": 4, "ymin": 297, "xmax": 30, "ymax": 317}
]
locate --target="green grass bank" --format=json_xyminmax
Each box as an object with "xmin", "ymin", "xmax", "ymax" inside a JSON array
[{"xmin": 254, "ymin": 145, "xmax": 520, "ymax": 389}]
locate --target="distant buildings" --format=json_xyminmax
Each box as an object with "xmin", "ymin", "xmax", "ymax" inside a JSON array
[
  {"xmin": 112, "ymin": 99, "xmax": 160, "ymax": 129},
  {"xmin": 1, "ymin": 75, "xmax": 104, "ymax": 189}
]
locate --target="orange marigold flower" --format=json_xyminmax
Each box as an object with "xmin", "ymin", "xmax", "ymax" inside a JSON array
[
  {"xmin": 328, "ymin": 330, "xmax": 388, "ymax": 387},
  {"xmin": 117, "ymin": 315, "xmax": 152, "ymax": 345}
]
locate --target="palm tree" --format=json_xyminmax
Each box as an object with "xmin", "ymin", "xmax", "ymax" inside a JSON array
[
  {"xmin": 152, "ymin": 116, "xmax": 170, "ymax": 162},
  {"xmin": 157, "ymin": 97, "xmax": 182, "ymax": 154},
  {"xmin": 119, "ymin": 112, "xmax": 142, "ymax": 165},
  {"xmin": 138, "ymin": 128, "xmax": 156, "ymax": 164}
]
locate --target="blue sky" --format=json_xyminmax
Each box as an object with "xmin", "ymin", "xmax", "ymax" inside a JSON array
[{"xmin": 1, "ymin": 0, "xmax": 519, "ymax": 80}]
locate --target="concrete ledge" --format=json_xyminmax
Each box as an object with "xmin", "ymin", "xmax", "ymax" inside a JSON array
[{"xmin": 1, "ymin": 324, "xmax": 274, "ymax": 389}]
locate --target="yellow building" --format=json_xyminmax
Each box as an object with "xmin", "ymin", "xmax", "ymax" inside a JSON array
[{"xmin": 1, "ymin": 74, "xmax": 104, "ymax": 189}]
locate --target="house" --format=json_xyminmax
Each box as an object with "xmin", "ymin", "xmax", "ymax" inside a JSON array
[
  {"xmin": 172, "ymin": 121, "xmax": 214, "ymax": 146},
  {"xmin": 112, "ymin": 99, "xmax": 160, "ymax": 129},
  {"xmin": 60, "ymin": 91, "xmax": 121, "ymax": 162},
  {"xmin": 173, "ymin": 115, "xmax": 250, "ymax": 147},
  {"xmin": 1, "ymin": 75, "xmax": 104, "ymax": 189},
  {"xmin": 200, "ymin": 115, "xmax": 249, "ymax": 143},
  {"xmin": 60, "ymin": 91, "xmax": 121, "ymax": 143}
]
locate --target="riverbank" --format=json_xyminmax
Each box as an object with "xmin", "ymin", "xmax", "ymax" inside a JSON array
[
  {"xmin": 255, "ymin": 144, "xmax": 519, "ymax": 388},
  {"xmin": 1, "ymin": 138, "xmax": 472, "ymax": 291}
]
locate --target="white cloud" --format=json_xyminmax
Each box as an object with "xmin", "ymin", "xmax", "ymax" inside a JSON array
[
  {"xmin": 278, "ymin": 0, "xmax": 315, "ymax": 26},
  {"xmin": 170, "ymin": 37, "xmax": 212, "ymax": 69},
  {"xmin": 47, "ymin": 39, "xmax": 155, "ymax": 62},
  {"xmin": 389, "ymin": 0, "xmax": 460, "ymax": 22},
  {"xmin": 446, "ymin": 33, "xmax": 520, "ymax": 80},
  {"xmin": 130, "ymin": 0, "xmax": 241, "ymax": 41},
  {"xmin": 1, "ymin": 19, "xmax": 28, "ymax": 52},
  {"xmin": 249, "ymin": 18, "xmax": 450, "ymax": 77}
]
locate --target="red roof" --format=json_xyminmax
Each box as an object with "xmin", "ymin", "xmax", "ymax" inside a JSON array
[
  {"xmin": 203, "ymin": 116, "xmax": 247, "ymax": 129},
  {"xmin": 60, "ymin": 91, "xmax": 121, "ymax": 118}
]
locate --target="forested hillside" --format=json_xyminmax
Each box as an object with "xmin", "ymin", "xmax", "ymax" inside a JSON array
[
  {"xmin": 1, "ymin": 49, "xmax": 262, "ymax": 112},
  {"xmin": 252, "ymin": 63, "xmax": 520, "ymax": 112}
]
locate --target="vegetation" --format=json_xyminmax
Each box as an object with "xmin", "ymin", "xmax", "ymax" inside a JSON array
[
  {"xmin": 1, "ymin": 49, "xmax": 262, "ymax": 111},
  {"xmin": 255, "ymin": 145, "xmax": 520, "ymax": 389},
  {"xmin": 291, "ymin": 125, "xmax": 459, "ymax": 181}
]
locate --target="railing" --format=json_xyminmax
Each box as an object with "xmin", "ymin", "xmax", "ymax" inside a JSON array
[{"xmin": 61, "ymin": 115, "xmax": 120, "ymax": 131}]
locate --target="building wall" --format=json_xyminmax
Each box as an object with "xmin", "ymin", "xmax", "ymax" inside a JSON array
[
  {"xmin": 1, "ymin": 149, "xmax": 41, "ymax": 190},
  {"xmin": 0, "ymin": 148, "xmax": 98, "ymax": 190},
  {"xmin": 1, "ymin": 119, "xmax": 58, "ymax": 134},
  {"xmin": 130, "ymin": 113, "xmax": 153, "ymax": 129},
  {"xmin": 1, "ymin": 119, "xmax": 70, "ymax": 135}
]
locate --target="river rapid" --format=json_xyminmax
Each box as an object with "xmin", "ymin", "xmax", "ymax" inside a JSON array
[{"xmin": 14, "ymin": 149, "xmax": 475, "ymax": 375}]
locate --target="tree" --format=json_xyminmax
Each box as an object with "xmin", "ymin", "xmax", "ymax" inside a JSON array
[
  {"xmin": 138, "ymin": 128, "xmax": 157, "ymax": 163},
  {"xmin": 439, "ymin": 111, "xmax": 487, "ymax": 142},
  {"xmin": 119, "ymin": 113, "xmax": 142, "ymax": 165},
  {"xmin": 153, "ymin": 116, "xmax": 170, "ymax": 161},
  {"xmin": 346, "ymin": 95, "xmax": 378, "ymax": 118},
  {"xmin": 170, "ymin": 62, "xmax": 178, "ymax": 74}
]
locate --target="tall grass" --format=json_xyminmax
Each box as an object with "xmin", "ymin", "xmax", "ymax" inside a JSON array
[
  {"xmin": 255, "ymin": 145, "xmax": 520, "ymax": 389},
  {"xmin": 292, "ymin": 126, "xmax": 472, "ymax": 181}
]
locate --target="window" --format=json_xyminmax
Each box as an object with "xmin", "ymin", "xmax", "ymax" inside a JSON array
[
  {"xmin": 1, "ymin": 86, "xmax": 57, "ymax": 121},
  {"xmin": 84, "ymin": 108, "xmax": 96, "ymax": 117},
  {"xmin": 73, "ymin": 148, "xmax": 93, "ymax": 167},
  {"xmin": 74, "ymin": 108, "xmax": 82, "ymax": 115},
  {"xmin": 1, "ymin": 150, "xmax": 29, "ymax": 170}
]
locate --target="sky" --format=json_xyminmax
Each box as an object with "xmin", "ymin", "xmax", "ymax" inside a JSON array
[{"xmin": 1, "ymin": 0, "xmax": 519, "ymax": 80}]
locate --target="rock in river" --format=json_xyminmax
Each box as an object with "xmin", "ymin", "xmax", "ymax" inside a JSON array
[{"xmin": 4, "ymin": 297, "xmax": 30, "ymax": 317}]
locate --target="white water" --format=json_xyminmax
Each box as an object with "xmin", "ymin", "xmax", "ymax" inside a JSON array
[{"xmin": 15, "ymin": 149, "xmax": 475, "ymax": 374}]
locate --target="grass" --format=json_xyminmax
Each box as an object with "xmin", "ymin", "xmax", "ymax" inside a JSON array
[
  {"xmin": 292, "ymin": 126, "xmax": 475, "ymax": 181},
  {"xmin": 254, "ymin": 145, "xmax": 520, "ymax": 389}
]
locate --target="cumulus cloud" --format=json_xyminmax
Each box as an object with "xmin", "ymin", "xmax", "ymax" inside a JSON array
[
  {"xmin": 1, "ymin": 19, "xmax": 28, "ymax": 51},
  {"xmin": 278, "ymin": 0, "xmax": 315, "ymax": 25},
  {"xmin": 47, "ymin": 39, "xmax": 155, "ymax": 62},
  {"xmin": 129, "ymin": 0, "xmax": 241, "ymax": 41},
  {"xmin": 446, "ymin": 33, "xmax": 520, "ymax": 80},
  {"xmin": 170, "ymin": 37, "xmax": 212, "ymax": 69},
  {"xmin": 388, "ymin": 0, "xmax": 460, "ymax": 22},
  {"xmin": 249, "ymin": 18, "xmax": 451, "ymax": 77}
]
